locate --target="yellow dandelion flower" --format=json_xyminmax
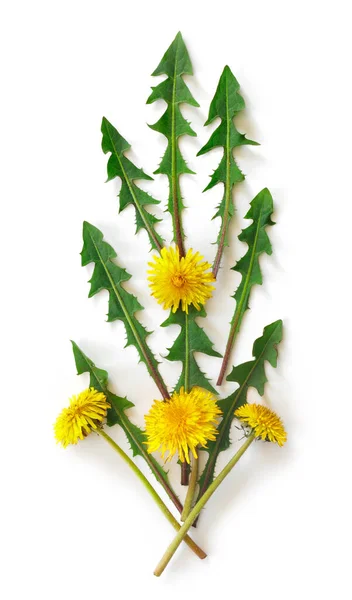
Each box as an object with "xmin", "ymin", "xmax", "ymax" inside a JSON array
[
  {"xmin": 54, "ymin": 388, "xmax": 110, "ymax": 448},
  {"xmin": 145, "ymin": 387, "xmax": 222, "ymax": 464},
  {"xmin": 148, "ymin": 246, "xmax": 215, "ymax": 313},
  {"xmin": 235, "ymin": 403, "xmax": 287, "ymax": 446}
]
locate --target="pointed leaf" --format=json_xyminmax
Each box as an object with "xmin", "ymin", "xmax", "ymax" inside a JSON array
[
  {"xmin": 217, "ymin": 188, "xmax": 275, "ymax": 384},
  {"xmin": 81, "ymin": 221, "xmax": 169, "ymax": 399},
  {"xmin": 151, "ymin": 31, "xmax": 194, "ymax": 77},
  {"xmin": 232, "ymin": 188, "xmax": 275, "ymax": 322},
  {"xmin": 197, "ymin": 65, "xmax": 258, "ymax": 275},
  {"xmin": 101, "ymin": 117, "xmax": 163, "ymax": 252},
  {"xmin": 71, "ymin": 340, "xmax": 133, "ymax": 422},
  {"xmin": 147, "ymin": 32, "xmax": 199, "ymax": 253},
  {"xmin": 161, "ymin": 306, "xmax": 221, "ymax": 394}
]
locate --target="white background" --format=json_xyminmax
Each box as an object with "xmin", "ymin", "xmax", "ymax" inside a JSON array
[{"xmin": 1, "ymin": 0, "xmax": 351, "ymax": 597}]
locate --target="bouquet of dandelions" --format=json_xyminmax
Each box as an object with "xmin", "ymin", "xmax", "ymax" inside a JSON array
[{"xmin": 54, "ymin": 32, "xmax": 286, "ymax": 576}]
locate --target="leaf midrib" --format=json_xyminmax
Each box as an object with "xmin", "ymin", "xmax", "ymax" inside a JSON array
[
  {"xmin": 231, "ymin": 202, "xmax": 264, "ymax": 333},
  {"xmin": 170, "ymin": 49, "xmax": 184, "ymax": 250},
  {"xmin": 89, "ymin": 232, "xmax": 157, "ymax": 377},
  {"xmin": 213, "ymin": 73, "xmax": 231, "ymax": 274},
  {"xmin": 224, "ymin": 74, "xmax": 231, "ymax": 239},
  {"xmin": 106, "ymin": 126, "xmax": 162, "ymax": 253}
]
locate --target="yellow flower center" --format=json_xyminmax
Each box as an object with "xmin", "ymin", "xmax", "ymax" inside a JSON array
[{"xmin": 171, "ymin": 273, "xmax": 185, "ymax": 288}]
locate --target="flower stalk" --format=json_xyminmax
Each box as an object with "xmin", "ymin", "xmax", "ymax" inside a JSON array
[
  {"xmin": 97, "ymin": 428, "xmax": 206, "ymax": 560},
  {"xmin": 154, "ymin": 431, "xmax": 256, "ymax": 576}
]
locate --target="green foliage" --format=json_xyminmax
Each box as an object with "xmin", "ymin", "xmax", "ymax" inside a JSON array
[
  {"xmin": 81, "ymin": 221, "xmax": 169, "ymax": 398},
  {"xmin": 71, "ymin": 341, "xmax": 183, "ymax": 512},
  {"xmin": 197, "ymin": 320, "xmax": 283, "ymax": 499},
  {"xmin": 232, "ymin": 188, "xmax": 274, "ymax": 321},
  {"xmin": 147, "ymin": 31, "xmax": 199, "ymax": 253},
  {"xmin": 71, "ymin": 341, "xmax": 133, "ymax": 427},
  {"xmin": 198, "ymin": 66, "xmax": 258, "ymax": 273},
  {"xmin": 161, "ymin": 306, "xmax": 221, "ymax": 394},
  {"xmin": 65, "ymin": 34, "xmax": 284, "ymax": 522},
  {"xmin": 101, "ymin": 117, "xmax": 163, "ymax": 252},
  {"xmin": 217, "ymin": 188, "xmax": 275, "ymax": 383}
]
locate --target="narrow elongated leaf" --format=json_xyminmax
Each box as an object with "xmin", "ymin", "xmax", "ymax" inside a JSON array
[
  {"xmin": 198, "ymin": 66, "xmax": 258, "ymax": 276},
  {"xmin": 147, "ymin": 32, "xmax": 199, "ymax": 255},
  {"xmin": 71, "ymin": 342, "xmax": 183, "ymax": 513},
  {"xmin": 217, "ymin": 188, "xmax": 275, "ymax": 384},
  {"xmin": 161, "ymin": 306, "xmax": 221, "ymax": 394},
  {"xmin": 81, "ymin": 221, "xmax": 169, "ymax": 399},
  {"xmin": 197, "ymin": 320, "xmax": 283, "ymax": 501},
  {"xmin": 101, "ymin": 117, "xmax": 163, "ymax": 252}
]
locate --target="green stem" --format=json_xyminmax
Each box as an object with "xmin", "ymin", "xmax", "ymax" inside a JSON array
[
  {"xmin": 97, "ymin": 428, "xmax": 206, "ymax": 560},
  {"xmin": 118, "ymin": 411, "xmax": 183, "ymax": 514},
  {"xmin": 154, "ymin": 432, "xmax": 256, "ymax": 576},
  {"xmin": 181, "ymin": 453, "xmax": 198, "ymax": 521}
]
